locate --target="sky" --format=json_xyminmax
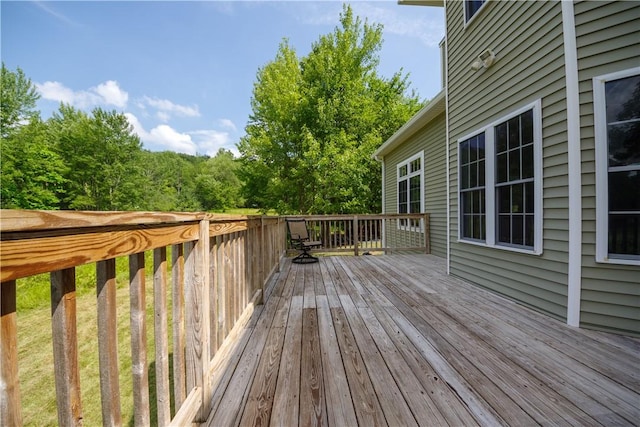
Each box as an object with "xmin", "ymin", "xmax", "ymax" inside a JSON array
[{"xmin": 1, "ymin": 1, "xmax": 444, "ymax": 156}]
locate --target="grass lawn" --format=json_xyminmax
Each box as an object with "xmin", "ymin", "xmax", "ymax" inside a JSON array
[{"xmin": 16, "ymin": 253, "xmax": 173, "ymax": 426}]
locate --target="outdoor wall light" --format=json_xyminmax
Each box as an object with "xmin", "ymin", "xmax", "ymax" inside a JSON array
[{"xmin": 471, "ymin": 49, "xmax": 496, "ymax": 71}]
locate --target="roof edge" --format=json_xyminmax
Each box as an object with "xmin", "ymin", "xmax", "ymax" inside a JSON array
[
  {"xmin": 373, "ymin": 89, "xmax": 446, "ymax": 160},
  {"xmin": 398, "ymin": 0, "xmax": 444, "ymax": 7}
]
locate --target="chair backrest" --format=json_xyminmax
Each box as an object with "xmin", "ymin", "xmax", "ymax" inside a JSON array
[{"xmin": 286, "ymin": 219, "xmax": 310, "ymax": 241}]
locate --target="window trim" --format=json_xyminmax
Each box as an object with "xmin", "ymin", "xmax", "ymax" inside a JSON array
[
  {"xmin": 397, "ymin": 151, "xmax": 425, "ymax": 232},
  {"xmin": 594, "ymin": 67, "xmax": 640, "ymax": 266},
  {"xmin": 464, "ymin": 0, "xmax": 488, "ymax": 27},
  {"xmin": 457, "ymin": 100, "xmax": 543, "ymax": 255}
]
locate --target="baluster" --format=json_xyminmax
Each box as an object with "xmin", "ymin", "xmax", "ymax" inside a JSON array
[
  {"xmin": 97, "ymin": 259, "xmax": 122, "ymax": 427},
  {"xmin": 51, "ymin": 268, "xmax": 83, "ymax": 426}
]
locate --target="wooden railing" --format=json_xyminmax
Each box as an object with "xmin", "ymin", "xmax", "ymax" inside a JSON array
[
  {"xmin": 0, "ymin": 210, "xmax": 285, "ymax": 426},
  {"xmin": 285, "ymin": 213, "xmax": 430, "ymax": 255}
]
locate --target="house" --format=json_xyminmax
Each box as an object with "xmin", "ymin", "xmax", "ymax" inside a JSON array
[{"xmin": 374, "ymin": 0, "xmax": 639, "ymax": 335}]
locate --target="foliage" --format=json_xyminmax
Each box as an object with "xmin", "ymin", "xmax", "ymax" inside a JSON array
[
  {"xmin": 195, "ymin": 148, "xmax": 244, "ymax": 211},
  {"xmin": 239, "ymin": 5, "xmax": 422, "ymax": 214},
  {"xmin": 0, "ymin": 64, "xmax": 247, "ymax": 212},
  {"xmin": 1, "ymin": 62, "xmax": 40, "ymax": 139}
]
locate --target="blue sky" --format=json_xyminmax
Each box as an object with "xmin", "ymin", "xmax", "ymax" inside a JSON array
[{"xmin": 2, "ymin": 1, "xmax": 444, "ymax": 156}]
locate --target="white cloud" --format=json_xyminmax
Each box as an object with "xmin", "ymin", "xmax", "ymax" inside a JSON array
[
  {"xmin": 189, "ymin": 129, "xmax": 235, "ymax": 156},
  {"xmin": 36, "ymin": 80, "xmax": 129, "ymax": 109},
  {"xmin": 125, "ymin": 113, "xmax": 197, "ymax": 154},
  {"xmin": 156, "ymin": 111, "xmax": 171, "ymax": 122},
  {"xmin": 94, "ymin": 81, "xmax": 128, "ymax": 108},
  {"xmin": 287, "ymin": 2, "xmax": 443, "ymax": 47},
  {"xmin": 140, "ymin": 96, "xmax": 200, "ymax": 119},
  {"xmin": 217, "ymin": 118, "xmax": 237, "ymax": 132}
]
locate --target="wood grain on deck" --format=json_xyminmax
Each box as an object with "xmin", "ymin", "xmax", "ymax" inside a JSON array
[{"xmin": 206, "ymin": 254, "xmax": 640, "ymax": 427}]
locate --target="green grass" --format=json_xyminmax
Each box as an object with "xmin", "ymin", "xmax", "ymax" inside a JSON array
[{"xmin": 16, "ymin": 251, "xmax": 173, "ymax": 426}]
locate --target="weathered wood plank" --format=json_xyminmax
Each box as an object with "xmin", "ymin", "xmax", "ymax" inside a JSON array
[
  {"xmin": 50, "ymin": 268, "xmax": 83, "ymax": 426},
  {"xmin": 1, "ymin": 280, "xmax": 22, "ymax": 426},
  {"xmin": 299, "ymin": 308, "xmax": 327, "ymax": 426},
  {"xmin": 316, "ymin": 296, "xmax": 358, "ymax": 427},
  {"xmin": 1, "ymin": 224, "xmax": 199, "ymax": 282},
  {"xmin": 96, "ymin": 259, "xmax": 122, "ymax": 427},
  {"xmin": 0, "ymin": 209, "xmax": 203, "ymax": 232},
  {"xmin": 171, "ymin": 244, "xmax": 186, "ymax": 408},
  {"xmin": 153, "ymin": 248, "xmax": 171, "ymax": 426},
  {"xmin": 339, "ymin": 295, "xmax": 417, "ymax": 426},
  {"xmin": 168, "ymin": 386, "xmax": 202, "ymax": 427},
  {"xmin": 239, "ymin": 296, "xmax": 289, "ymax": 426},
  {"xmin": 208, "ymin": 296, "xmax": 282, "ymax": 426},
  {"xmin": 331, "ymin": 306, "xmax": 387, "ymax": 426},
  {"xmin": 270, "ymin": 296, "xmax": 303, "ymax": 427},
  {"xmin": 207, "ymin": 291, "xmax": 262, "ymax": 421},
  {"xmin": 129, "ymin": 253, "xmax": 150, "ymax": 427}
]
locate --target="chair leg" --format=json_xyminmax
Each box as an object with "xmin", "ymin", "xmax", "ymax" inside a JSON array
[{"xmin": 292, "ymin": 248, "xmax": 318, "ymax": 264}]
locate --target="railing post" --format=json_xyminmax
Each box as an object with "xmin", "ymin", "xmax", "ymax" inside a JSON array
[
  {"xmin": 185, "ymin": 219, "xmax": 211, "ymax": 423},
  {"xmin": 1, "ymin": 280, "xmax": 22, "ymax": 426},
  {"xmin": 51, "ymin": 268, "xmax": 83, "ymax": 427},
  {"xmin": 353, "ymin": 215, "xmax": 359, "ymax": 256}
]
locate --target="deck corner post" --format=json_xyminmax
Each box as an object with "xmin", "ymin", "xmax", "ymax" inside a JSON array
[{"xmin": 1, "ymin": 280, "xmax": 22, "ymax": 426}]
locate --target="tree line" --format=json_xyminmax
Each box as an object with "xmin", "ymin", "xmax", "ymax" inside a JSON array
[
  {"xmin": 1, "ymin": 65, "xmax": 242, "ymax": 212},
  {"xmin": 2, "ymin": 5, "xmax": 424, "ymax": 214}
]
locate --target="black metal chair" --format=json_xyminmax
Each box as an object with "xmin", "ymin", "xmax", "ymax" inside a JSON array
[{"xmin": 286, "ymin": 218, "xmax": 322, "ymax": 264}]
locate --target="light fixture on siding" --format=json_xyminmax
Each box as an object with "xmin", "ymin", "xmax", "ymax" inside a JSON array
[{"xmin": 471, "ymin": 49, "xmax": 496, "ymax": 71}]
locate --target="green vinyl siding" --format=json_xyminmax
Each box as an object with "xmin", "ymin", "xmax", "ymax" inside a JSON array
[
  {"xmin": 383, "ymin": 112, "xmax": 447, "ymax": 258},
  {"xmin": 575, "ymin": 0, "xmax": 640, "ymax": 335},
  {"xmin": 446, "ymin": 0, "xmax": 570, "ymax": 320}
]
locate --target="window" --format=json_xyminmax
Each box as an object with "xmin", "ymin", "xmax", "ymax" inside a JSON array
[
  {"xmin": 594, "ymin": 68, "xmax": 640, "ymax": 264},
  {"xmin": 398, "ymin": 152, "xmax": 424, "ymax": 230},
  {"xmin": 465, "ymin": 0, "xmax": 486, "ymax": 23},
  {"xmin": 495, "ymin": 109, "xmax": 535, "ymax": 248},
  {"xmin": 460, "ymin": 133, "xmax": 486, "ymax": 241},
  {"xmin": 458, "ymin": 101, "xmax": 542, "ymax": 254}
]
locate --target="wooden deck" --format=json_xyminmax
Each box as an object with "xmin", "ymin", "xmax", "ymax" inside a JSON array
[{"xmin": 204, "ymin": 254, "xmax": 639, "ymax": 427}]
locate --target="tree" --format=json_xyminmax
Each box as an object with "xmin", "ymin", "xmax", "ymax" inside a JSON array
[
  {"xmin": 1, "ymin": 116, "xmax": 67, "ymax": 209},
  {"xmin": 1, "ymin": 63, "xmax": 40, "ymax": 139},
  {"xmin": 195, "ymin": 149, "xmax": 244, "ymax": 211},
  {"xmin": 49, "ymin": 104, "xmax": 145, "ymax": 210},
  {"xmin": 239, "ymin": 5, "xmax": 422, "ymax": 214}
]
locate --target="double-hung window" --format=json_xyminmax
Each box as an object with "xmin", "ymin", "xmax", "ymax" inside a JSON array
[
  {"xmin": 460, "ymin": 133, "xmax": 486, "ymax": 241},
  {"xmin": 398, "ymin": 152, "xmax": 424, "ymax": 230},
  {"xmin": 458, "ymin": 101, "xmax": 542, "ymax": 254},
  {"xmin": 594, "ymin": 68, "xmax": 640, "ymax": 264},
  {"xmin": 495, "ymin": 109, "xmax": 535, "ymax": 247}
]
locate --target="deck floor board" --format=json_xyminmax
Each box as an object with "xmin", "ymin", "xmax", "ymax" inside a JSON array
[{"xmin": 205, "ymin": 255, "xmax": 640, "ymax": 427}]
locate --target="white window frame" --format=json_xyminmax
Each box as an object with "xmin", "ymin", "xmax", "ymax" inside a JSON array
[
  {"xmin": 457, "ymin": 100, "xmax": 543, "ymax": 255},
  {"xmin": 464, "ymin": 0, "xmax": 488, "ymax": 27},
  {"xmin": 397, "ymin": 151, "xmax": 425, "ymax": 232},
  {"xmin": 594, "ymin": 67, "xmax": 640, "ymax": 266}
]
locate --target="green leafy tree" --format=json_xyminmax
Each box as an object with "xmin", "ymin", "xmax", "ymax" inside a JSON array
[
  {"xmin": 139, "ymin": 150, "xmax": 204, "ymax": 211},
  {"xmin": 1, "ymin": 63, "xmax": 40, "ymax": 139},
  {"xmin": 1, "ymin": 116, "xmax": 68, "ymax": 209},
  {"xmin": 49, "ymin": 104, "xmax": 144, "ymax": 210},
  {"xmin": 195, "ymin": 148, "xmax": 244, "ymax": 211},
  {"xmin": 239, "ymin": 5, "xmax": 422, "ymax": 214},
  {"xmin": 1, "ymin": 64, "xmax": 68, "ymax": 209}
]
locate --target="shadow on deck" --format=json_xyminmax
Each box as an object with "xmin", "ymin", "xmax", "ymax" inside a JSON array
[{"xmin": 204, "ymin": 254, "xmax": 639, "ymax": 426}]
